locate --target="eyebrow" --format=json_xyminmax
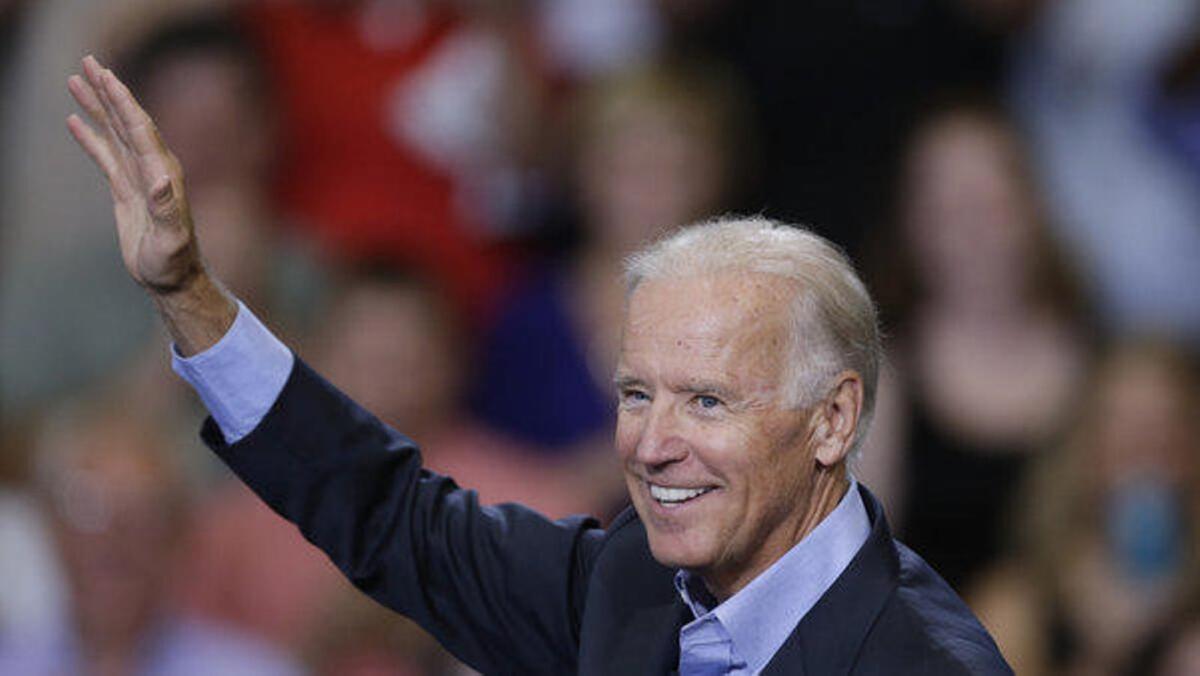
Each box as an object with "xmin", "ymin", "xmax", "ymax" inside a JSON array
[
  {"xmin": 613, "ymin": 374, "xmax": 646, "ymax": 390},
  {"xmin": 673, "ymin": 379, "xmax": 737, "ymax": 399},
  {"xmin": 613, "ymin": 374, "xmax": 742, "ymax": 403}
]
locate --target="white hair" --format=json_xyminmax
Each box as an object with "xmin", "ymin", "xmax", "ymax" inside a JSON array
[{"xmin": 623, "ymin": 216, "xmax": 882, "ymax": 453}]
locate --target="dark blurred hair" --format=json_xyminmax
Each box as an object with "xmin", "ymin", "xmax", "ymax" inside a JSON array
[
  {"xmin": 118, "ymin": 10, "xmax": 269, "ymax": 103},
  {"xmin": 321, "ymin": 257, "xmax": 462, "ymax": 336}
]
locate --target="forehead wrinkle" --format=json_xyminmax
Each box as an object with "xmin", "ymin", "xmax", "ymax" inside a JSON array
[{"xmin": 619, "ymin": 274, "xmax": 793, "ymax": 395}]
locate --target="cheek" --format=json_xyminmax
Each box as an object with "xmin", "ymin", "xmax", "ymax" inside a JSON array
[
  {"xmin": 743, "ymin": 427, "xmax": 811, "ymax": 497},
  {"xmin": 614, "ymin": 413, "xmax": 640, "ymax": 462}
]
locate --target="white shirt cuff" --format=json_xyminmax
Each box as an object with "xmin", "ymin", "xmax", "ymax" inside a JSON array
[{"xmin": 171, "ymin": 300, "xmax": 294, "ymax": 443}]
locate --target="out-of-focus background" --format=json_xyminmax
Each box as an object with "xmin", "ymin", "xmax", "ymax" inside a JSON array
[{"xmin": 1, "ymin": 0, "xmax": 1199, "ymax": 674}]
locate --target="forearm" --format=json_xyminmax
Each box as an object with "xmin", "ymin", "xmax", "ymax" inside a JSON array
[
  {"xmin": 151, "ymin": 272, "xmax": 238, "ymax": 357},
  {"xmin": 205, "ymin": 359, "xmax": 600, "ymax": 673}
]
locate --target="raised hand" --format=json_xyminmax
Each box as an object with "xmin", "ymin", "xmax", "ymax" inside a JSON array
[
  {"xmin": 67, "ymin": 54, "xmax": 202, "ymax": 294},
  {"xmin": 67, "ymin": 54, "xmax": 235, "ymax": 356}
]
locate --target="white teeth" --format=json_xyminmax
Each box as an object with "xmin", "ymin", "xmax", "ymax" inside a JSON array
[{"xmin": 650, "ymin": 484, "xmax": 712, "ymax": 504}]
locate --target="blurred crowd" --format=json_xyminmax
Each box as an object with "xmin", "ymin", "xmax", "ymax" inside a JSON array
[{"xmin": 1, "ymin": 0, "xmax": 1199, "ymax": 674}]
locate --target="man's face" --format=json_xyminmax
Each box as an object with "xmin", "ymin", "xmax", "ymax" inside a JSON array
[{"xmin": 615, "ymin": 272, "xmax": 820, "ymax": 597}]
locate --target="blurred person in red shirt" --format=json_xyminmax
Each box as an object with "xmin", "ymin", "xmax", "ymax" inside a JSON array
[{"xmin": 237, "ymin": 0, "xmax": 544, "ymax": 323}]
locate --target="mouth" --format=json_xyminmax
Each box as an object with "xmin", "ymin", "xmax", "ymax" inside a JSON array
[{"xmin": 647, "ymin": 482, "xmax": 718, "ymax": 507}]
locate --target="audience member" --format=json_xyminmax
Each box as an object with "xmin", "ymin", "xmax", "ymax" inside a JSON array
[
  {"xmin": 471, "ymin": 59, "xmax": 749, "ymax": 452},
  {"xmin": 971, "ymin": 340, "xmax": 1200, "ymax": 676},
  {"xmin": 876, "ymin": 100, "xmax": 1091, "ymax": 591},
  {"xmin": 236, "ymin": 0, "xmax": 534, "ymax": 322},
  {"xmin": 0, "ymin": 403, "xmax": 301, "ymax": 675},
  {"xmin": 314, "ymin": 265, "xmax": 620, "ymax": 517}
]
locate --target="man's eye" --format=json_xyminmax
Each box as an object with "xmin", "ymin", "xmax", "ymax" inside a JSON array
[
  {"xmin": 695, "ymin": 395, "xmax": 722, "ymax": 410},
  {"xmin": 621, "ymin": 389, "xmax": 650, "ymax": 404}
]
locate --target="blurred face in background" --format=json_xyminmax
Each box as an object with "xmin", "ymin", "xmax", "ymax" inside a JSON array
[
  {"xmin": 902, "ymin": 112, "xmax": 1039, "ymax": 307},
  {"xmin": 1087, "ymin": 350, "xmax": 1197, "ymax": 494},
  {"xmin": 1078, "ymin": 346, "xmax": 1199, "ymax": 582},
  {"xmin": 41, "ymin": 417, "xmax": 186, "ymax": 647},
  {"xmin": 139, "ymin": 49, "xmax": 275, "ymax": 300},
  {"xmin": 140, "ymin": 50, "xmax": 272, "ymax": 191},
  {"xmin": 578, "ymin": 96, "xmax": 726, "ymax": 255},
  {"xmin": 318, "ymin": 278, "xmax": 460, "ymax": 432}
]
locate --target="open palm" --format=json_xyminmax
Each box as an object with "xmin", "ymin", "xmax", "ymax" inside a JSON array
[{"xmin": 67, "ymin": 55, "xmax": 201, "ymax": 293}]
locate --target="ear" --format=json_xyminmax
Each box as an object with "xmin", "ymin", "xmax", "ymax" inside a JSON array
[{"xmin": 809, "ymin": 371, "xmax": 864, "ymax": 468}]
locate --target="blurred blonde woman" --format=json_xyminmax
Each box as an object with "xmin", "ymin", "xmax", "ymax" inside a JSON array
[
  {"xmin": 872, "ymin": 99, "xmax": 1091, "ymax": 591},
  {"xmin": 971, "ymin": 340, "xmax": 1200, "ymax": 675}
]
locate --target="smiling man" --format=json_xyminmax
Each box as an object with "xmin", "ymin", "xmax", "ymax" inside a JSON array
[
  {"xmin": 615, "ymin": 240, "xmax": 873, "ymax": 607},
  {"xmin": 67, "ymin": 55, "xmax": 1010, "ymax": 674}
]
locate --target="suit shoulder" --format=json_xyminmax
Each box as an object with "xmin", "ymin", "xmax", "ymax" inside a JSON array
[
  {"xmin": 858, "ymin": 543, "xmax": 1012, "ymax": 675},
  {"xmin": 589, "ymin": 506, "xmax": 646, "ymax": 566},
  {"xmin": 604, "ymin": 506, "xmax": 642, "ymax": 536},
  {"xmin": 587, "ymin": 506, "xmax": 673, "ymax": 590}
]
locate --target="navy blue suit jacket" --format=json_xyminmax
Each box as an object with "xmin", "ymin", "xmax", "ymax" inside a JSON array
[{"xmin": 203, "ymin": 360, "xmax": 1012, "ymax": 675}]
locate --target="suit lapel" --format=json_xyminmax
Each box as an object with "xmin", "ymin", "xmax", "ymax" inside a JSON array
[
  {"xmin": 580, "ymin": 508, "xmax": 690, "ymax": 675},
  {"xmin": 604, "ymin": 596, "xmax": 691, "ymax": 675},
  {"xmin": 760, "ymin": 486, "xmax": 900, "ymax": 676}
]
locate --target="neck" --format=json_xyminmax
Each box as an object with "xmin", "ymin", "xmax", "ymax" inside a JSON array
[{"xmin": 705, "ymin": 467, "xmax": 850, "ymax": 602}]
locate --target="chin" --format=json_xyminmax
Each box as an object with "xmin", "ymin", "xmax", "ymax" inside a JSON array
[{"xmin": 644, "ymin": 525, "xmax": 714, "ymax": 571}]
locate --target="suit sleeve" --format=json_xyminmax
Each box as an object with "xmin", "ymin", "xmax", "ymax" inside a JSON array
[{"xmin": 200, "ymin": 358, "xmax": 606, "ymax": 674}]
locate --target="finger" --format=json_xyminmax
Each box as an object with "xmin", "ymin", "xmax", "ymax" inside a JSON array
[
  {"xmin": 101, "ymin": 68, "xmax": 164, "ymax": 158},
  {"xmin": 98, "ymin": 71, "xmax": 135, "ymax": 149},
  {"xmin": 68, "ymin": 74, "xmax": 115, "ymax": 139},
  {"xmin": 75, "ymin": 64, "xmax": 140, "ymax": 181},
  {"xmin": 81, "ymin": 54, "xmax": 107, "ymax": 92},
  {"xmin": 98, "ymin": 67, "xmax": 181, "ymax": 206},
  {"xmin": 81, "ymin": 56, "xmax": 116, "ymax": 127},
  {"xmin": 67, "ymin": 114, "xmax": 135, "ymax": 199},
  {"xmin": 83, "ymin": 57, "xmax": 134, "ymax": 150},
  {"xmin": 67, "ymin": 114, "xmax": 118, "ymax": 177},
  {"xmin": 86, "ymin": 66, "xmax": 152, "ymax": 193},
  {"xmin": 68, "ymin": 73, "xmax": 131, "ymax": 171}
]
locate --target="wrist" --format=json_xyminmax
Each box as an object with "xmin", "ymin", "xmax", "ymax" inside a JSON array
[
  {"xmin": 152, "ymin": 272, "xmax": 239, "ymax": 357},
  {"xmin": 142, "ymin": 241, "xmax": 205, "ymax": 297}
]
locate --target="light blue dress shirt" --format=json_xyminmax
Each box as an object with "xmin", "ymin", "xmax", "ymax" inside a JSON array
[
  {"xmin": 674, "ymin": 482, "xmax": 870, "ymax": 675},
  {"xmin": 172, "ymin": 302, "xmax": 873, "ymax": 674},
  {"xmin": 171, "ymin": 301, "xmax": 293, "ymax": 443}
]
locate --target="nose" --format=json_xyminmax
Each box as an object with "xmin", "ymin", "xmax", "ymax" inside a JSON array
[{"xmin": 633, "ymin": 400, "xmax": 689, "ymax": 469}]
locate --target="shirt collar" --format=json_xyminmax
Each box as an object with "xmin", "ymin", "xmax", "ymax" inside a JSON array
[{"xmin": 673, "ymin": 479, "xmax": 871, "ymax": 674}]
